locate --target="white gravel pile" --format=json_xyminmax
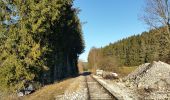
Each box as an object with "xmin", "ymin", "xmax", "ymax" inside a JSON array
[
  {"xmin": 56, "ymin": 76, "xmax": 88, "ymax": 100},
  {"xmin": 123, "ymin": 63, "xmax": 150, "ymax": 82},
  {"xmin": 124, "ymin": 61, "xmax": 170, "ymax": 99}
]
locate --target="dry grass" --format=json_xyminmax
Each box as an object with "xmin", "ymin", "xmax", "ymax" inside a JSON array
[
  {"xmin": 1, "ymin": 77, "xmax": 80, "ymax": 100},
  {"xmin": 65, "ymin": 78, "xmax": 80, "ymax": 93},
  {"xmin": 1, "ymin": 76, "xmax": 82, "ymax": 100},
  {"xmin": 117, "ymin": 66, "xmax": 138, "ymax": 77},
  {"xmin": 91, "ymin": 66, "xmax": 138, "ymax": 78},
  {"xmin": 24, "ymin": 78, "xmax": 76, "ymax": 100},
  {"xmin": 0, "ymin": 94, "xmax": 21, "ymax": 100}
]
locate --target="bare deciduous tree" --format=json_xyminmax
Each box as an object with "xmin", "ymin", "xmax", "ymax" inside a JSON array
[{"xmin": 142, "ymin": 0, "xmax": 170, "ymax": 42}]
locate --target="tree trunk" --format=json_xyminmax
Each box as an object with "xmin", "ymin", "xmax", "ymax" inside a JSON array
[
  {"xmin": 66, "ymin": 54, "xmax": 71, "ymax": 76},
  {"xmin": 166, "ymin": 24, "xmax": 170, "ymax": 43}
]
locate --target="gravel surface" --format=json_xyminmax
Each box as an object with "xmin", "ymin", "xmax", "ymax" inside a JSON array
[
  {"xmin": 123, "ymin": 63, "xmax": 150, "ymax": 82},
  {"xmin": 124, "ymin": 61, "xmax": 170, "ymax": 99},
  {"xmin": 56, "ymin": 76, "xmax": 88, "ymax": 100},
  {"xmin": 86, "ymin": 75, "xmax": 114, "ymax": 100},
  {"xmin": 55, "ymin": 61, "xmax": 170, "ymax": 100},
  {"xmin": 93, "ymin": 61, "xmax": 170, "ymax": 100},
  {"xmin": 93, "ymin": 75, "xmax": 138, "ymax": 100}
]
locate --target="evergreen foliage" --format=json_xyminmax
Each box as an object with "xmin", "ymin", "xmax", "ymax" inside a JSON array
[
  {"xmin": 0, "ymin": 0, "xmax": 84, "ymax": 92},
  {"xmin": 88, "ymin": 27, "xmax": 170, "ymax": 71}
]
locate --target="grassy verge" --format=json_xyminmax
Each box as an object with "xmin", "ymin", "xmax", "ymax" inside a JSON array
[
  {"xmin": 1, "ymin": 77, "xmax": 78, "ymax": 100},
  {"xmin": 89, "ymin": 66, "xmax": 138, "ymax": 78},
  {"xmin": 116, "ymin": 66, "xmax": 138, "ymax": 77},
  {"xmin": 24, "ymin": 78, "xmax": 76, "ymax": 100}
]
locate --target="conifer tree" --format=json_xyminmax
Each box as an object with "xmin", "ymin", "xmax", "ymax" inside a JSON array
[{"xmin": 0, "ymin": 0, "xmax": 84, "ymax": 92}]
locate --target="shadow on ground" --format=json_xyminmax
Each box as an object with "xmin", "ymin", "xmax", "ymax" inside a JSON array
[{"xmin": 80, "ymin": 72, "xmax": 91, "ymax": 76}]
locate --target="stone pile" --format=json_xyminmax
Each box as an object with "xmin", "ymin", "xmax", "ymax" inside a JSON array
[
  {"xmin": 123, "ymin": 63, "xmax": 150, "ymax": 82},
  {"xmin": 124, "ymin": 61, "xmax": 170, "ymax": 99}
]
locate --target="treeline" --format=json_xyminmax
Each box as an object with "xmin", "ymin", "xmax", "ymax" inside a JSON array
[
  {"xmin": 88, "ymin": 28, "xmax": 170, "ymax": 71},
  {"xmin": 78, "ymin": 60, "xmax": 88, "ymax": 73},
  {"xmin": 0, "ymin": 0, "xmax": 84, "ymax": 92}
]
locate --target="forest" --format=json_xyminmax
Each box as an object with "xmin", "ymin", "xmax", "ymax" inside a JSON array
[
  {"xmin": 0, "ymin": 0, "xmax": 84, "ymax": 92},
  {"xmin": 88, "ymin": 27, "xmax": 170, "ymax": 72}
]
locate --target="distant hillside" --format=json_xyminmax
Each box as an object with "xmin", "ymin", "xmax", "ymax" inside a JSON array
[
  {"xmin": 78, "ymin": 60, "xmax": 88, "ymax": 73},
  {"xmin": 88, "ymin": 27, "xmax": 170, "ymax": 72}
]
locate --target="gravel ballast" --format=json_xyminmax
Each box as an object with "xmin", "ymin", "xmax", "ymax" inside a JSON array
[{"xmin": 56, "ymin": 76, "xmax": 88, "ymax": 100}]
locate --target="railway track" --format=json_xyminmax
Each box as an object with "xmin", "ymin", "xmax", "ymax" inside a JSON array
[{"xmin": 85, "ymin": 75, "xmax": 117, "ymax": 100}]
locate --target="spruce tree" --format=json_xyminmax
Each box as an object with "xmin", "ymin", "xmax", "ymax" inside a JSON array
[{"xmin": 0, "ymin": 0, "xmax": 84, "ymax": 92}]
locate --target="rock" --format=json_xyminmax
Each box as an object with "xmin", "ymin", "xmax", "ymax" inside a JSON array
[
  {"xmin": 96, "ymin": 69, "xmax": 103, "ymax": 76},
  {"xmin": 17, "ymin": 92, "xmax": 24, "ymax": 97},
  {"xmin": 102, "ymin": 72, "xmax": 118, "ymax": 79}
]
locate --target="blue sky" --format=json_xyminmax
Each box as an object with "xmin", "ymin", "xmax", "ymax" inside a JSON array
[{"xmin": 74, "ymin": 0, "xmax": 148, "ymax": 62}]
